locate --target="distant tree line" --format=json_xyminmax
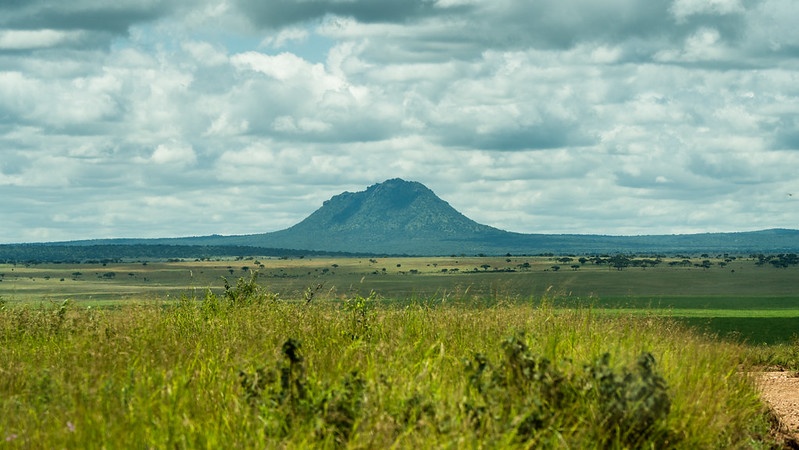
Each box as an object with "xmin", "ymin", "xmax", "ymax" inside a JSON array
[
  {"xmin": 0, "ymin": 244, "xmax": 374, "ymax": 264},
  {"xmin": 753, "ymin": 253, "xmax": 799, "ymax": 268}
]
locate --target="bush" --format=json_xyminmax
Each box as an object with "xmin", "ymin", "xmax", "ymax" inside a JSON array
[
  {"xmin": 239, "ymin": 338, "xmax": 366, "ymax": 445},
  {"xmin": 463, "ymin": 333, "xmax": 672, "ymax": 446},
  {"xmin": 202, "ymin": 271, "xmax": 278, "ymax": 311}
]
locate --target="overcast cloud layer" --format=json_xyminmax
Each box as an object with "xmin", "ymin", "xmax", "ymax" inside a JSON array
[{"xmin": 1, "ymin": 0, "xmax": 798, "ymax": 243}]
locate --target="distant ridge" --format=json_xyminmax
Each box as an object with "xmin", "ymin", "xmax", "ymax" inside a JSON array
[
  {"xmin": 6, "ymin": 178, "xmax": 799, "ymax": 258},
  {"xmin": 194, "ymin": 179, "xmax": 799, "ymax": 254}
]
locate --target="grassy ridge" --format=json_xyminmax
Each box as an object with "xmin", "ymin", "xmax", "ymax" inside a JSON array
[{"xmin": 0, "ymin": 291, "xmax": 777, "ymax": 448}]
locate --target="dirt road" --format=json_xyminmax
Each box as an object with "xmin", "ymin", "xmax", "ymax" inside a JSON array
[{"xmin": 757, "ymin": 371, "xmax": 799, "ymax": 448}]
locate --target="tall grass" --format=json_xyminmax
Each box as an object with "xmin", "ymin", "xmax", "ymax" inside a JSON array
[{"xmin": 0, "ymin": 288, "xmax": 775, "ymax": 448}]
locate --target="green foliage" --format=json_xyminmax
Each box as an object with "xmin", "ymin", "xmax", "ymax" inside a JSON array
[
  {"xmin": 584, "ymin": 352, "xmax": 672, "ymax": 446},
  {"xmin": 239, "ymin": 334, "xmax": 672, "ymax": 447},
  {"xmin": 755, "ymin": 253, "xmax": 799, "ymax": 268},
  {"xmin": 342, "ymin": 290, "xmax": 377, "ymax": 341},
  {"xmin": 215, "ymin": 271, "xmax": 278, "ymax": 308},
  {"xmin": 462, "ymin": 334, "xmax": 672, "ymax": 446},
  {"xmin": 609, "ymin": 254, "xmax": 631, "ymax": 270},
  {"xmin": 196, "ymin": 272, "xmax": 282, "ymax": 323},
  {"xmin": 0, "ymin": 298, "xmax": 778, "ymax": 448},
  {"xmin": 4, "ymin": 256, "xmax": 799, "ymax": 346},
  {"xmin": 0, "ymin": 299, "xmax": 78, "ymax": 340},
  {"xmin": 745, "ymin": 335, "xmax": 799, "ymax": 370},
  {"xmin": 303, "ymin": 282, "xmax": 325, "ymax": 304},
  {"xmin": 51, "ymin": 299, "xmax": 71, "ymax": 334},
  {"xmin": 239, "ymin": 338, "xmax": 365, "ymax": 444}
]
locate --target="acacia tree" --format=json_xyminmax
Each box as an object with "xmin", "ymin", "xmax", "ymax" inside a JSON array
[{"xmin": 609, "ymin": 254, "xmax": 631, "ymax": 271}]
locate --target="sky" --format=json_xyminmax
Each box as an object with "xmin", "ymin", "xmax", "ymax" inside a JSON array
[{"xmin": 1, "ymin": 0, "xmax": 798, "ymax": 243}]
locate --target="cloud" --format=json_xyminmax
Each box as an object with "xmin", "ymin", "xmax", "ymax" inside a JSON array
[
  {"xmin": 0, "ymin": 1, "xmax": 173, "ymax": 32},
  {"xmin": 234, "ymin": 0, "xmax": 471, "ymax": 29},
  {"xmin": 670, "ymin": 0, "xmax": 745, "ymax": 21},
  {"xmin": 0, "ymin": 1, "xmax": 187, "ymax": 57},
  {"xmin": 148, "ymin": 142, "xmax": 198, "ymax": 166},
  {"xmin": 260, "ymin": 27, "xmax": 310, "ymax": 49},
  {"xmin": 232, "ymin": 51, "xmax": 333, "ymax": 82},
  {"xmin": 1, "ymin": 0, "xmax": 799, "ymax": 242},
  {"xmin": 181, "ymin": 40, "xmax": 229, "ymax": 66},
  {"xmin": 773, "ymin": 116, "xmax": 799, "ymax": 150},
  {"xmin": 0, "ymin": 29, "xmax": 88, "ymax": 50}
]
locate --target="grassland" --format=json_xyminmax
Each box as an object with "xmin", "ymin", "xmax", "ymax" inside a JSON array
[
  {"xmin": 1, "ymin": 254, "xmax": 796, "ymax": 447},
  {"xmin": 0, "ymin": 293, "xmax": 777, "ymax": 448},
  {"xmin": 2, "ymin": 254, "xmax": 797, "ymax": 343}
]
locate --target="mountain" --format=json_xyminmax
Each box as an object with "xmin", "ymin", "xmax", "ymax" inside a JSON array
[
  {"xmin": 136, "ymin": 178, "xmax": 799, "ymax": 255},
  {"xmin": 205, "ymin": 178, "xmax": 799, "ymax": 255},
  {"xmin": 250, "ymin": 178, "xmax": 510, "ymax": 254},
  {"xmin": 139, "ymin": 178, "xmax": 512, "ymax": 254},
  {"xmin": 8, "ymin": 178, "xmax": 799, "ymax": 258}
]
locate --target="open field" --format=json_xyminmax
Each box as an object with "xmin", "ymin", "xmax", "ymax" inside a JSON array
[
  {"xmin": 2, "ymin": 254, "xmax": 798, "ymax": 344},
  {"xmin": 0, "ymin": 295, "xmax": 779, "ymax": 448},
  {"xmin": 3, "ymin": 254, "xmax": 798, "ymax": 447}
]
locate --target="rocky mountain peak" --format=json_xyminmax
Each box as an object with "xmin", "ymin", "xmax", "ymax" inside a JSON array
[{"xmin": 287, "ymin": 178, "xmax": 497, "ymax": 236}]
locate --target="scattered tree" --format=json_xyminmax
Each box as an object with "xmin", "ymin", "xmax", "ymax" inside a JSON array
[{"xmin": 609, "ymin": 255, "xmax": 631, "ymax": 271}]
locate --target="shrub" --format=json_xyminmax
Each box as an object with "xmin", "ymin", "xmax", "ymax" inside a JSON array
[
  {"xmin": 463, "ymin": 333, "xmax": 672, "ymax": 446},
  {"xmin": 205, "ymin": 271, "xmax": 278, "ymax": 309},
  {"xmin": 239, "ymin": 338, "xmax": 366, "ymax": 445},
  {"xmin": 342, "ymin": 291, "xmax": 377, "ymax": 341}
]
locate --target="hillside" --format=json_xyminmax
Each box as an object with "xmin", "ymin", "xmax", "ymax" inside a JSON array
[
  {"xmin": 181, "ymin": 179, "xmax": 799, "ymax": 255},
  {"xmin": 5, "ymin": 178, "xmax": 799, "ymax": 259},
  {"xmin": 239, "ymin": 178, "xmax": 509, "ymax": 254}
]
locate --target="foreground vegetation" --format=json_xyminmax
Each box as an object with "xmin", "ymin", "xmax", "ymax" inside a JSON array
[{"xmin": 0, "ymin": 278, "xmax": 778, "ymax": 448}]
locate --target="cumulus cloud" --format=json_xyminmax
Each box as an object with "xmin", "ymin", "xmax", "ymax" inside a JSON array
[
  {"xmin": 1, "ymin": 0, "xmax": 798, "ymax": 242},
  {"xmin": 148, "ymin": 142, "xmax": 198, "ymax": 166},
  {"xmin": 0, "ymin": 29, "xmax": 87, "ymax": 50}
]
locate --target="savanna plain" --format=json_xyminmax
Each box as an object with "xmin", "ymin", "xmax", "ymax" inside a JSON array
[{"xmin": 2, "ymin": 254, "xmax": 798, "ymax": 448}]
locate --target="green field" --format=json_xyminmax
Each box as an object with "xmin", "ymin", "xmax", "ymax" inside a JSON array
[
  {"xmin": 3, "ymin": 254, "xmax": 797, "ymax": 447},
  {"xmin": 0, "ymin": 292, "xmax": 778, "ymax": 448},
  {"xmin": 2, "ymin": 255, "xmax": 797, "ymax": 344}
]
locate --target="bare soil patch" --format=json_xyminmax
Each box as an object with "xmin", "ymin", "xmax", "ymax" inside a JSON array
[{"xmin": 756, "ymin": 371, "xmax": 799, "ymax": 448}]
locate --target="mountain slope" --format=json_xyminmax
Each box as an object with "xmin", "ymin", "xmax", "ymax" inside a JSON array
[
  {"xmin": 291, "ymin": 178, "xmax": 493, "ymax": 235},
  {"xmin": 182, "ymin": 179, "xmax": 799, "ymax": 255},
  {"xmin": 38, "ymin": 179, "xmax": 799, "ymax": 256},
  {"xmin": 246, "ymin": 178, "xmax": 509, "ymax": 254}
]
